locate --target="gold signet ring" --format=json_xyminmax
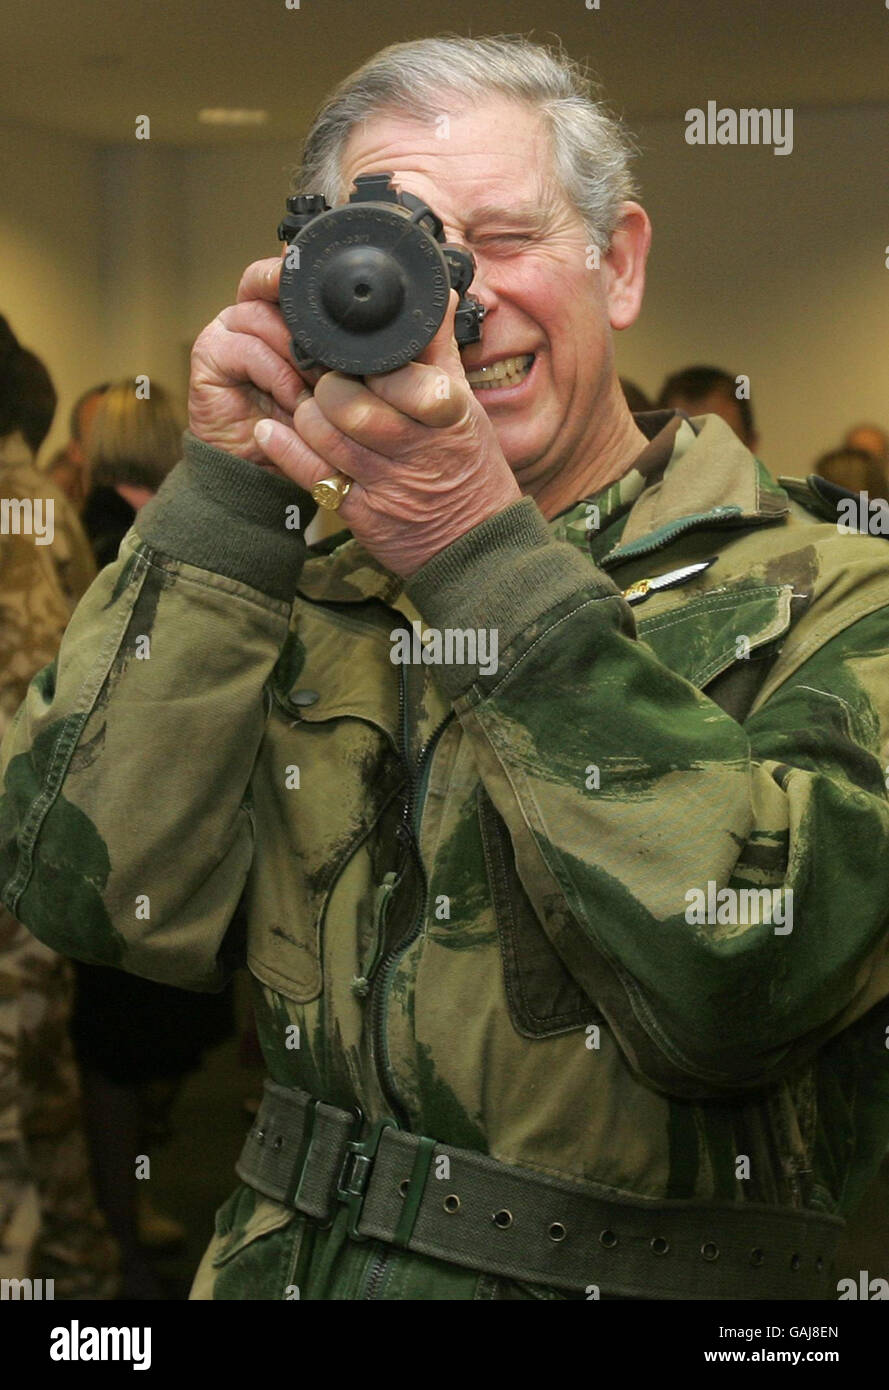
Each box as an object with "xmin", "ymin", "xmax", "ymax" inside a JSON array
[{"xmin": 311, "ymin": 473, "xmax": 353, "ymax": 511}]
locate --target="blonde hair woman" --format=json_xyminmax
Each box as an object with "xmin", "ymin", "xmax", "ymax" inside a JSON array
[{"xmin": 82, "ymin": 380, "xmax": 184, "ymax": 568}]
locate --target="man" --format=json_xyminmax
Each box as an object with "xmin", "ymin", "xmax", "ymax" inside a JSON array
[
  {"xmin": 46, "ymin": 384, "xmax": 110, "ymax": 513},
  {"xmin": 3, "ymin": 35, "xmax": 889, "ymax": 1302},
  {"xmin": 843, "ymin": 423, "xmax": 889, "ymax": 481},
  {"xmin": 658, "ymin": 364, "xmax": 759, "ymax": 450}
]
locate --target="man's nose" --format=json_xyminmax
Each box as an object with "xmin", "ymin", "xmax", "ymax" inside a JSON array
[
  {"xmin": 463, "ymin": 253, "xmax": 498, "ymax": 317},
  {"xmin": 442, "ymin": 223, "xmax": 497, "ymax": 313}
]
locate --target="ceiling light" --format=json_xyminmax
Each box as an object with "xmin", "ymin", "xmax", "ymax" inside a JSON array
[{"xmin": 198, "ymin": 109, "xmax": 269, "ymax": 126}]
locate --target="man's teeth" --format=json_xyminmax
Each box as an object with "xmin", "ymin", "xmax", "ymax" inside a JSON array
[{"xmin": 466, "ymin": 354, "xmax": 534, "ymax": 389}]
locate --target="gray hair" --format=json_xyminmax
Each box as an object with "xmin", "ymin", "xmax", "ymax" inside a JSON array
[{"xmin": 293, "ymin": 34, "xmax": 639, "ymax": 250}]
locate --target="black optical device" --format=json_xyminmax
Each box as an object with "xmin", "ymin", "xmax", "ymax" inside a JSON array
[{"xmin": 276, "ymin": 172, "xmax": 485, "ymax": 376}]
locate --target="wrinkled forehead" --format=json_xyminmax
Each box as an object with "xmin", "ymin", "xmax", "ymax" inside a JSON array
[{"xmin": 338, "ymin": 97, "xmax": 568, "ymax": 231}]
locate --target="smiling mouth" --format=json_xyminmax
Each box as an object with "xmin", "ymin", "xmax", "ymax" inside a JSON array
[{"xmin": 465, "ymin": 353, "xmax": 535, "ymax": 389}]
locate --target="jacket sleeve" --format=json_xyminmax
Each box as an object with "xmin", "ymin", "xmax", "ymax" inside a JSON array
[
  {"xmin": 0, "ymin": 433, "xmax": 314, "ymax": 992},
  {"xmin": 404, "ymin": 497, "xmax": 889, "ymax": 1096}
]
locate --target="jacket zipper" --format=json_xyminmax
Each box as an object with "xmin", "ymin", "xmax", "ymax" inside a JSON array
[
  {"xmin": 598, "ymin": 507, "xmax": 776, "ymax": 573},
  {"xmin": 363, "ymin": 665, "xmax": 453, "ymax": 1298},
  {"xmin": 369, "ymin": 664, "xmax": 453, "ymax": 1117}
]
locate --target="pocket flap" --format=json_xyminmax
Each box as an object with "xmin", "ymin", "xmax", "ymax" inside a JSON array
[
  {"xmin": 636, "ymin": 582, "xmax": 794, "ymax": 688},
  {"xmin": 271, "ymin": 603, "xmax": 401, "ymax": 745},
  {"xmin": 211, "ymin": 1186, "xmax": 295, "ymax": 1267}
]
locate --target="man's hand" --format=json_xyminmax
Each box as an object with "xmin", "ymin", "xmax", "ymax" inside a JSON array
[
  {"xmin": 251, "ymin": 292, "xmax": 522, "ymax": 577},
  {"xmin": 188, "ymin": 256, "xmax": 310, "ymax": 466}
]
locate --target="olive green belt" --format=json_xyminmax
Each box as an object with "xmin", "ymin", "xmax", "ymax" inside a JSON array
[{"xmin": 235, "ymin": 1079, "xmax": 843, "ymax": 1300}]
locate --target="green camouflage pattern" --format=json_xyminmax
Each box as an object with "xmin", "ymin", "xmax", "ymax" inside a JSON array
[
  {"xmin": 0, "ymin": 455, "xmax": 116, "ymax": 1296},
  {"xmin": 2, "ymin": 412, "xmax": 889, "ymax": 1300},
  {"xmin": 0, "ymin": 914, "xmax": 119, "ymax": 1296}
]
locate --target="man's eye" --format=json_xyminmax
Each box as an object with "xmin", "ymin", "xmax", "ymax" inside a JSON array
[{"xmin": 478, "ymin": 233, "xmax": 532, "ymax": 248}]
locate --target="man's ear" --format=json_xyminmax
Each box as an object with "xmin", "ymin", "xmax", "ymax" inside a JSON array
[{"xmin": 602, "ymin": 202, "xmax": 651, "ymax": 331}]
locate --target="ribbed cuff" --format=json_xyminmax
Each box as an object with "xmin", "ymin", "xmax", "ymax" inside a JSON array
[
  {"xmin": 135, "ymin": 431, "xmax": 317, "ymax": 602},
  {"xmin": 404, "ymin": 496, "xmax": 619, "ymax": 698}
]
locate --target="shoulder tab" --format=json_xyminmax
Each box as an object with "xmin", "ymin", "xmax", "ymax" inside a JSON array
[
  {"xmin": 778, "ymin": 473, "xmax": 856, "ymax": 524},
  {"xmin": 779, "ymin": 473, "xmax": 889, "ymax": 540}
]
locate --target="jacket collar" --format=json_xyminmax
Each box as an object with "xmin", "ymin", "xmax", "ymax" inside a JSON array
[
  {"xmin": 612, "ymin": 411, "xmax": 788, "ymax": 554},
  {"xmin": 297, "ymin": 411, "xmax": 789, "ymax": 606}
]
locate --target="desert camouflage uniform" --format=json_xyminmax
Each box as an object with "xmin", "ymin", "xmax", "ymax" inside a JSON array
[
  {"xmin": 1, "ymin": 412, "xmax": 888, "ymax": 1300},
  {"xmin": 0, "ymin": 448, "xmax": 117, "ymax": 1297}
]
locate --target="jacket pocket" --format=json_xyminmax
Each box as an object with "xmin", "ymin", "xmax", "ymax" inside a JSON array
[
  {"xmin": 245, "ymin": 610, "xmax": 405, "ymax": 1005},
  {"xmin": 635, "ymin": 582, "xmax": 794, "ymax": 717},
  {"xmin": 202, "ymin": 1185, "xmax": 303, "ymax": 1301},
  {"xmin": 478, "ymin": 786, "xmax": 591, "ymax": 1037}
]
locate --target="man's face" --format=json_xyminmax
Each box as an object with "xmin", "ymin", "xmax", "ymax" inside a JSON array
[
  {"xmin": 340, "ymin": 98, "xmax": 635, "ymax": 495},
  {"xmin": 845, "ymin": 426, "xmax": 889, "ymax": 466}
]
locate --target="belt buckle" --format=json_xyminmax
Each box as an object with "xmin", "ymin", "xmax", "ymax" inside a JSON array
[{"xmin": 336, "ymin": 1113, "xmax": 398, "ymax": 1241}]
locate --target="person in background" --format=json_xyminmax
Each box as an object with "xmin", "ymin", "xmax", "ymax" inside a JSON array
[
  {"xmin": 73, "ymin": 377, "xmax": 236, "ymax": 1296},
  {"xmin": 0, "ymin": 315, "xmax": 118, "ymax": 1299},
  {"xmin": 843, "ymin": 424, "xmax": 889, "ymax": 485},
  {"xmin": 658, "ymin": 363, "xmax": 759, "ymax": 450},
  {"xmin": 46, "ymin": 384, "xmax": 111, "ymax": 514},
  {"xmin": 81, "ymin": 380, "xmax": 182, "ymax": 566},
  {"xmin": 814, "ymin": 446, "xmax": 889, "ymax": 502}
]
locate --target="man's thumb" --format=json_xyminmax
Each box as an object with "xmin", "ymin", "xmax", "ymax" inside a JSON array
[{"xmin": 420, "ymin": 289, "xmax": 465, "ymax": 375}]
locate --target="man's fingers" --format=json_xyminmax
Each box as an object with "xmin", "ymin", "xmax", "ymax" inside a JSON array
[
  {"xmin": 417, "ymin": 289, "xmax": 466, "ymax": 376},
  {"xmin": 292, "ymin": 385, "xmax": 390, "ymax": 485},
  {"xmin": 236, "ymin": 257, "xmax": 284, "ymax": 304},
  {"xmin": 202, "ymin": 325, "xmax": 306, "ymax": 415},
  {"xmin": 253, "ymin": 417, "xmax": 357, "ymax": 512},
  {"xmin": 367, "ymin": 290, "xmax": 471, "ymax": 427},
  {"xmin": 217, "ymin": 299, "xmax": 296, "ymax": 367},
  {"xmin": 366, "ymin": 361, "xmax": 471, "ymax": 428}
]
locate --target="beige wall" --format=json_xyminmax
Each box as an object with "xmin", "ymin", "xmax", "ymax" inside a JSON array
[
  {"xmin": 618, "ymin": 104, "xmax": 889, "ymax": 477},
  {"xmin": 0, "ymin": 125, "xmax": 190, "ymax": 462},
  {"xmin": 3, "ymin": 104, "xmax": 888, "ymax": 480},
  {"xmin": 0, "ymin": 123, "xmax": 106, "ymax": 463}
]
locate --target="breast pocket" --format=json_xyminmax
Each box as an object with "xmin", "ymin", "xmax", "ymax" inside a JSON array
[
  {"xmin": 245, "ymin": 606, "xmax": 405, "ymax": 1004},
  {"xmin": 636, "ymin": 582, "xmax": 794, "ymax": 717}
]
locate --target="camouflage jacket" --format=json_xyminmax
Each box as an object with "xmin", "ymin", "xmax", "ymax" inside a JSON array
[
  {"xmin": 0, "ymin": 449, "xmax": 96, "ymax": 740},
  {"xmin": 0, "ymin": 446, "xmax": 114, "ymax": 1295},
  {"xmin": 2, "ymin": 410, "xmax": 889, "ymax": 1301}
]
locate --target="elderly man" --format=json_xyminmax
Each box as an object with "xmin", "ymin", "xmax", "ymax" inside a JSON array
[{"xmin": 3, "ymin": 36, "xmax": 889, "ymax": 1303}]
